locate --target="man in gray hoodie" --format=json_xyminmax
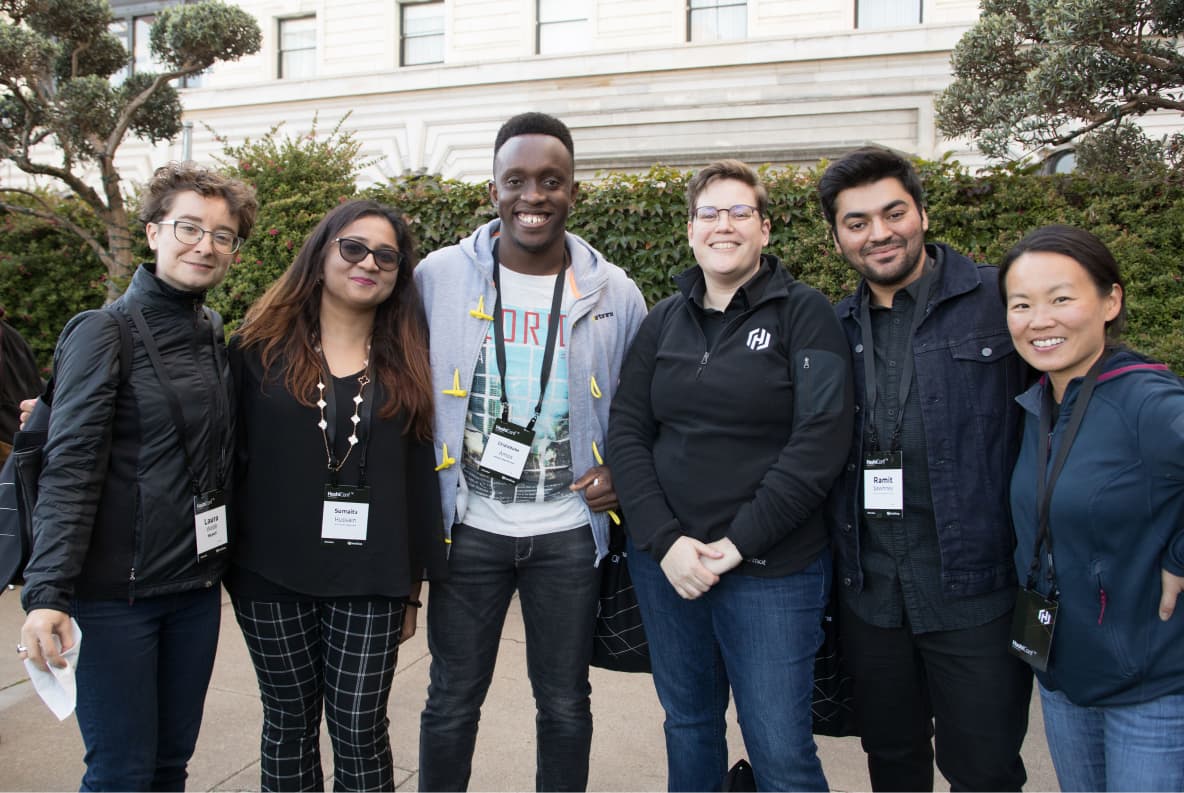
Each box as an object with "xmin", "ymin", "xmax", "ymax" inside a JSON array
[{"xmin": 414, "ymin": 111, "xmax": 647, "ymax": 791}]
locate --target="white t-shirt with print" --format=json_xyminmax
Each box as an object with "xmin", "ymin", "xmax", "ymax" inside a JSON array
[{"xmin": 460, "ymin": 266, "xmax": 588, "ymax": 536}]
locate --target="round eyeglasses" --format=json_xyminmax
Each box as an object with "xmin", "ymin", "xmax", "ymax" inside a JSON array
[
  {"xmin": 692, "ymin": 204, "xmax": 759, "ymax": 223},
  {"xmin": 157, "ymin": 220, "xmax": 243, "ymax": 254},
  {"xmin": 333, "ymin": 238, "xmax": 403, "ymax": 272}
]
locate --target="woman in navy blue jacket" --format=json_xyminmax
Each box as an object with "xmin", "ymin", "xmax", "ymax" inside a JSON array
[{"xmin": 1000, "ymin": 224, "xmax": 1184, "ymax": 792}]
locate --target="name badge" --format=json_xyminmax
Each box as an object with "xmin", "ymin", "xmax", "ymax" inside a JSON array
[
  {"xmin": 194, "ymin": 489, "xmax": 228, "ymax": 559},
  {"xmin": 322, "ymin": 484, "xmax": 370, "ymax": 546},
  {"xmin": 863, "ymin": 451, "xmax": 904, "ymax": 518},
  {"xmin": 477, "ymin": 418, "xmax": 535, "ymax": 484},
  {"xmin": 1008, "ymin": 587, "xmax": 1058, "ymax": 672}
]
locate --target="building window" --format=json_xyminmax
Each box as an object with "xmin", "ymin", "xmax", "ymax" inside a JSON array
[
  {"xmin": 537, "ymin": 0, "xmax": 589, "ymax": 54},
  {"xmin": 856, "ymin": 0, "xmax": 922, "ymax": 29},
  {"xmin": 109, "ymin": 11, "xmax": 202, "ymax": 87},
  {"xmin": 278, "ymin": 15, "xmax": 316, "ymax": 79},
  {"xmin": 688, "ymin": 0, "xmax": 746, "ymax": 42},
  {"xmin": 401, "ymin": 2, "xmax": 445, "ymax": 66}
]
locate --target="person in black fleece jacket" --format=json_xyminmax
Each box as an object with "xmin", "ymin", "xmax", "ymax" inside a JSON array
[{"xmin": 609, "ymin": 159, "xmax": 853, "ymax": 792}]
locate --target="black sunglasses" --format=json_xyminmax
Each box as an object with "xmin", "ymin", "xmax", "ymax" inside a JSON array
[{"xmin": 333, "ymin": 237, "xmax": 403, "ymax": 272}]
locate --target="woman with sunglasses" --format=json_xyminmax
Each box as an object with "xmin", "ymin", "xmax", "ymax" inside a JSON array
[
  {"xmin": 18, "ymin": 163, "xmax": 256, "ymax": 791},
  {"xmin": 226, "ymin": 199, "xmax": 445, "ymax": 792}
]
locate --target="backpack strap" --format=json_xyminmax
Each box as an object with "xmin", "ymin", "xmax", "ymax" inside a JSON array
[
  {"xmin": 107, "ymin": 308, "xmax": 134, "ymax": 384},
  {"xmin": 43, "ymin": 307, "xmax": 135, "ymax": 407}
]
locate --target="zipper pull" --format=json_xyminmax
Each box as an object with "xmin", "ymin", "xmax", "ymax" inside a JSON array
[
  {"xmin": 1098, "ymin": 586, "xmax": 1107, "ymax": 625},
  {"xmin": 696, "ymin": 351, "xmax": 710, "ymax": 379}
]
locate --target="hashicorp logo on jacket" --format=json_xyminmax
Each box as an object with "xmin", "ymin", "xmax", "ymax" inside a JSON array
[{"xmin": 746, "ymin": 327, "xmax": 771, "ymax": 351}]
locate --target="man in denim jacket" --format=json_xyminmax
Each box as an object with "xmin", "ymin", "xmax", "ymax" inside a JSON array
[{"xmin": 818, "ymin": 147, "xmax": 1033, "ymax": 792}]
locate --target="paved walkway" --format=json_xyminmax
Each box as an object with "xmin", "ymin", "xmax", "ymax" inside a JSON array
[{"xmin": 0, "ymin": 585, "xmax": 1057, "ymax": 791}]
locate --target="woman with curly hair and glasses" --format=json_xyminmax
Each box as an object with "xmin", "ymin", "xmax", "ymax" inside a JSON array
[{"xmin": 19, "ymin": 162, "xmax": 257, "ymax": 791}]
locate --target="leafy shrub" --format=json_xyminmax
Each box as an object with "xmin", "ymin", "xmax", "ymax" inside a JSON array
[
  {"xmin": 365, "ymin": 159, "xmax": 1182, "ymax": 370},
  {"xmin": 204, "ymin": 116, "xmax": 365, "ymax": 329},
  {"xmin": 0, "ymin": 192, "xmax": 106, "ymax": 370},
  {"xmin": 1, "ymin": 152, "xmax": 1181, "ymax": 373}
]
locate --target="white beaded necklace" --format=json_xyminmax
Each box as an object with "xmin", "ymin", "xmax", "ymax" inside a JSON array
[{"xmin": 316, "ymin": 347, "xmax": 370, "ymax": 472}]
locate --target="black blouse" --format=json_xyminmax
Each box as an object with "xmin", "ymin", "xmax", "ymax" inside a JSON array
[{"xmin": 226, "ymin": 339, "xmax": 446, "ymax": 600}]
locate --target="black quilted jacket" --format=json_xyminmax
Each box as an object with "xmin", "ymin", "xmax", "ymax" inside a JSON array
[{"xmin": 21, "ymin": 264, "xmax": 233, "ymax": 612}]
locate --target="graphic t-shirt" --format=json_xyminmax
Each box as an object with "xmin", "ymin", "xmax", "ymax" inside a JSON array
[{"xmin": 461, "ymin": 266, "xmax": 587, "ymax": 536}]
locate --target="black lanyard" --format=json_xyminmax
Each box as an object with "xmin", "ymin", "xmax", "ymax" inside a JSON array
[
  {"xmin": 318, "ymin": 354, "xmax": 374, "ymax": 487},
  {"xmin": 490, "ymin": 239, "xmax": 567, "ymax": 431},
  {"xmin": 127, "ymin": 303, "xmax": 229, "ymax": 495},
  {"xmin": 1026, "ymin": 351, "xmax": 1110, "ymax": 594},
  {"xmin": 858, "ymin": 272, "xmax": 932, "ymax": 452}
]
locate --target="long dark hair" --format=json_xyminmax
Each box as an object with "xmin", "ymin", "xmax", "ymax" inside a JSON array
[{"xmin": 238, "ymin": 200, "xmax": 433, "ymax": 439}]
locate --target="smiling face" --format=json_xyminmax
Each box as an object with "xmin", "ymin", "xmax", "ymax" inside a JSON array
[
  {"xmin": 831, "ymin": 177, "xmax": 929, "ymax": 306},
  {"xmin": 320, "ymin": 214, "xmax": 400, "ymax": 315},
  {"xmin": 145, "ymin": 190, "xmax": 238, "ymax": 293},
  {"xmin": 1004, "ymin": 250, "xmax": 1122, "ymax": 400},
  {"xmin": 687, "ymin": 177, "xmax": 770, "ymax": 291},
  {"xmin": 489, "ymin": 133, "xmax": 578, "ymax": 274}
]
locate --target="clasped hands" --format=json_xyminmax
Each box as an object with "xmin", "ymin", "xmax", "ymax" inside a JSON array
[{"xmin": 660, "ymin": 535, "xmax": 743, "ymax": 600}]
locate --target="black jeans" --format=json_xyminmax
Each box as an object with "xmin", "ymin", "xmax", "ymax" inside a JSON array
[
  {"xmin": 840, "ymin": 602, "xmax": 1033, "ymax": 792},
  {"xmin": 419, "ymin": 524, "xmax": 599, "ymax": 792}
]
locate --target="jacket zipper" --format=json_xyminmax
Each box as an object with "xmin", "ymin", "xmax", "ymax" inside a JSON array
[
  {"xmin": 696, "ymin": 351, "xmax": 710, "ymax": 378},
  {"xmin": 128, "ymin": 566, "xmax": 136, "ymax": 605}
]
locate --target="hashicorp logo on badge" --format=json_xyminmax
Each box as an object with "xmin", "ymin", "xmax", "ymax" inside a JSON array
[{"xmin": 746, "ymin": 328, "xmax": 771, "ymax": 351}]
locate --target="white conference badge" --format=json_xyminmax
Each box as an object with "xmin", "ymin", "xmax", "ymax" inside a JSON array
[
  {"xmin": 477, "ymin": 419, "xmax": 535, "ymax": 484},
  {"xmin": 194, "ymin": 490, "xmax": 228, "ymax": 558},
  {"xmin": 321, "ymin": 485, "xmax": 371, "ymax": 545},
  {"xmin": 863, "ymin": 451, "xmax": 904, "ymax": 518}
]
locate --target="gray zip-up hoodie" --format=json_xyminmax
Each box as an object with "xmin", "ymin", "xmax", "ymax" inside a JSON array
[{"xmin": 414, "ymin": 219, "xmax": 647, "ymax": 562}]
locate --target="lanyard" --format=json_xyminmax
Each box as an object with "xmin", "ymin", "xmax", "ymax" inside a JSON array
[
  {"xmin": 318, "ymin": 354, "xmax": 374, "ymax": 487},
  {"xmin": 490, "ymin": 239, "xmax": 567, "ymax": 430},
  {"xmin": 1025, "ymin": 351, "xmax": 1110, "ymax": 594},
  {"xmin": 858, "ymin": 271, "xmax": 932, "ymax": 452},
  {"xmin": 127, "ymin": 303, "xmax": 229, "ymax": 495}
]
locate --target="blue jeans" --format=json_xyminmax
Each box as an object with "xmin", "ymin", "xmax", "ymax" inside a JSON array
[
  {"xmin": 1039, "ymin": 683, "xmax": 1184, "ymax": 792},
  {"xmin": 628, "ymin": 540, "xmax": 830, "ymax": 792},
  {"xmin": 72, "ymin": 586, "xmax": 222, "ymax": 792},
  {"xmin": 419, "ymin": 524, "xmax": 599, "ymax": 791}
]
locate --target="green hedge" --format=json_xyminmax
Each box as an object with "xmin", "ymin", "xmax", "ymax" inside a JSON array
[
  {"xmin": 370, "ymin": 159, "xmax": 1184, "ymax": 371},
  {"xmin": 2, "ymin": 147, "xmax": 1182, "ymax": 373},
  {"xmin": 0, "ymin": 193, "xmax": 108, "ymax": 371}
]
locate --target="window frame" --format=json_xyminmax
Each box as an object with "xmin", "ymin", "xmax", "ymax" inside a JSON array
[
  {"xmin": 685, "ymin": 0, "xmax": 748, "ymax": 43},
  {"xmin": 400, "ymin": 1, "xmax": 445, "ymax": 67},
  {"xmin": 854, "ymin": 0, "xmax": 923, "ymax": 30},
  {"xmin": 277, "ymin": 14, "xmax": 317, "ymax": 80},
  {"xmin": 107, "ymin": 1, "xmax": 202, "ymax": 87},
  {"xmin": 536, "ymin": 0, "xmax": 591, "ymax": 55}
]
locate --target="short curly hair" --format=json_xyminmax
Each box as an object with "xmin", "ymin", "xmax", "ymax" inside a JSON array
[{"xmin": 138, "ymin": 162, "xmax": 258, "ymax": 240}]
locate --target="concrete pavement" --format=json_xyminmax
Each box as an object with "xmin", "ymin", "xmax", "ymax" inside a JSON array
[{"xmin": 0, "ymin": 585, "xmax": 1057, "ymax": 791}]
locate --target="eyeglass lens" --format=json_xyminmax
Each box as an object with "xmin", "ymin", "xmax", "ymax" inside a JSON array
[
  {"xmin": 337, "ymin": 238, "xmax": 401, "ymax": 270},
  {"xmin": 694, "ymin": 205, "xmax": 756, "ymax": 222},
  {"xmin": 170, "ymin": 220, "xmax": 241, "ymax": 253}
]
